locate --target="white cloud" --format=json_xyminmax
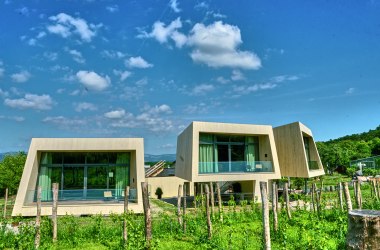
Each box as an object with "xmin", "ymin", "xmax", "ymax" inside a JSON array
[
  {"xmin": 70, "ymin": 90, "xmax": 80, "ymax": 96},
  {"xmin": 4, "ymin": 94, "xmax": 54, "ymax": 110},
  {"xmin": 216, "ymin": 76, "xmax": 230, "ymax": 84},
  {"xmin": 125, "ymin": 56, "xmax": 153, "ymax": 68},
  {"xmin": 106, "ymin": 5, "xmax": 119, "ymax": 13},
  {"xmin": 0, "ymin": 62, "xmax": 4, "ymax": 78},
  {"xmin": 11, "ymin": 70, "xmax": 31, "ymax": 83},
  {"xmin": 135, "ymin": 78, "xmax": 148, "ymax": 86},
  {"xmin": 66, "ymin": 49, "xmax": 85, "ymax": 64},
  {"xmin": 191, "ymin": 84, "xmax": 215, "ymax": 95},
  {"xmin": 76, "ymin": 70, "xmax": 110, "ymax": 91},
  {"xmin": 113, "ymin": 70, "xmax": 131, "ymax": 81},
  {"xmin": 28, "ymin": 38, "xmax": 37, "ymax": 46},
  {"xmin": 43, "ymin": 116, "xmax": 86, "ymax": 127},
  {"xmin": 47, "ymin": 13, "xmax": 100, "ymax": 42},
  {"xmin": 233, "ymin": 83, "xmax": 277, "ymax": 96},
  {"xmin": 43, "ymin": 52, "xmax": 58, "ymax": 61},
  {"xmin": 137, "ymin": 18, "xmax": 186, "ymax": 48},
  {"xmin": 194, "ymin": 2, "xmax": 209, "ymax": 9},
  {"xmin": 169, "ymin": 0, "xmax": 181, "ymax": 13},
  {"xmin": 74, "ymin": 102, "xmax": 97, "ymax": 112},
  {"xmin": 101, "ymin": 50, "xmax": 126, "ymax": 59},
  {"xmin": 271, "ymin": 75, "xmax": 299, "ymax": 83},
  {"xmin": 0, "ymin": 115, "xmax": 25, "ymax": 122},
  {"xmin": 188, "ymin": 21, "xmax": 261, "ymax": 69},
  {"xmin": 231, "ymin": 70, "xmax": 245, "ymax": 81},
  {"xmin": 142, "ymin": 104, "xmax": 172, "ymax": 115},
  {"xmin": 0, "ymin": 88, "xmax": 9, "ymax": 98},
  {"xmin": 184, "ymin": 102, "xmax": 208, "ymax": 114},
  {"xmin": 104, "ymin": 109, "xmax": 126, "ymax": 119},
  {"xmin": 345, "ymin": 87, "xmax": 355, "ymax": 95}
]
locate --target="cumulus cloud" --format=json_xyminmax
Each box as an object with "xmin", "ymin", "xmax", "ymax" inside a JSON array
[
  {"xmin": 216, "ymin": 76, "xmax": 230, "ymax": 84},
  {"xmin": 0, "ymin": 88, "xmax": 9, "ymax": 98},
  {"xmin": 169, "ymin": 0, "xmax": 181, "ymax": 13},
  {"xmin": 113, "ymin": 70, "xmax": 131, "ymax": 81},
  {"xmin": 345, "ymin": 87, "xmax": 355, "ymax": 95},
  {"xmin": 11, "ymin": 70, "xmax": 31, "ymax": 83},
  {"xmin": 187, "ymin": 21, "xmax": 261, "ymax": 69},
  {"xmin": 106, "ymin": 5, "xmax": 119, "ymax": 13},
  {"xmin": 101, "ymin": 50, "xmax": 126, "ymax": 59},
  {"xmin": 191, "ymin": 84, "xmax": 215, "ymax": 95},
  {"xmin": 74, "ymin": 102, "xmax": 97, "ymax": 112},
  {"xmin": 43, "ymin": 52, "xmax": 58, "ymax": 61},
  {"xmin": 76, "ymin": 70, "xmax": 110, "ymax": 91},
  {"xmin": 104, "ymin": 109, "xmax": 126, "ymax": 119},
  {"xmin": 231, "ymin": 70, "xmax": 245, "ymax": 81},
  {"xmin": 0, "ymin": 115, "xmax": 25, "ymax": 122},
  {"xmin": 232, "ymin": 83, "xmax": 276, "ymax": 96},
  {"xmin": 0, "ymin": 64, "xmax": 4, "ymax": 78},
  {"xmin": 105, "ymin": 104, "xmax": 175, "ymax": 132},
  {"xmin": 43, "ymin": 116, "xmax": 86, "ymax": 128},
  {"xmin": 125, "ymin": 56, "xmax": 153, "ymax": 68},
  {"xmin": 67, "ymin": 49, "xmax": 85, "ymax": 64},
  {"xmin": 47, "ymin": 13, "xmax": 101, "ymax": 42},
  {"xmin": 137, "ymin": 18, "xmax": 186, "ymax": 48},
  {"xmin": 4, "ymin": 94, "xmax": 54, "ymax": 110}
]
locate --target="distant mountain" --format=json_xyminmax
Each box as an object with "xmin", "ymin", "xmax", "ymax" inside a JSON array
[{"xmin": 145, "ymin": 154, "xmax": 176, "ymax": 162}]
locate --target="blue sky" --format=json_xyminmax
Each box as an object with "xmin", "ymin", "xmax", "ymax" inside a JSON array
[{"xmin": 0, "ymin": 0, "xmax": 380, "ymax": 154}]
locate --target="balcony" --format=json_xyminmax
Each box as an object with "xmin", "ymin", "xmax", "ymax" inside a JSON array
[
  {"xmin": 308, "ymin": 161, "xmax": 320, "ymax": 170},
  {"xmin": 199, "ymin": 161, "xmax": 273, "ymax": 174}
]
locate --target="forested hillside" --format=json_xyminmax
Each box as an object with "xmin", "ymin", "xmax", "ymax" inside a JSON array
[{"xmin": 317, "ymin": 125, "xmax": 380, "ymax": 171}]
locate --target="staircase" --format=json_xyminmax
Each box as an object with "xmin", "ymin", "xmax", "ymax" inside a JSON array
[{"xmin": 145, "ymin": 160, "xmax": 166, "ymax": 177}]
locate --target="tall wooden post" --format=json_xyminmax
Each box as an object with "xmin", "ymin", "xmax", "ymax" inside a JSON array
[
  {"xmin": 356, "ymin": 182, "xmax": 362, "ymax": 209},
  {"xmin": 216, "ymin": 182, "xmax": 223, "ymax": 222},
  {"xmin": 260, "ymin": 182, "xmax": 271, "ymax": 249},
  {"xmin": 353, "ymin": 181, "xmax": 357, "ymax": 203},
  {"xmin": 313, "ymin": 183, "xmax": 321, "ymax": 214},
  {"xmin": 3, "ymin": 188, "xmax": 8, "ymax": 218},
  {"xmin": 311, "ymin": 183, "xmax": 316, "ymax": 212},
  {"xmin": 275, "ymin": 183, "xmax": 280, "ymax": 212},
  {"xmin": 52, "ymin": 183, "xmax": 58, "ymax": 243},
  {"xmin": 373, "ymin": 180, "xmax": 379, "ymax": 201},
  {"xmin": 272, "ymin": 182, "xmax": 278, "ymax": 232},
  {"xmin": 338, "ymin": 183, "xmax": 343, "ymax": 210},
  {"xmin": 205, "ymin": 184, "xmax": 212, "ymax": 240},
  {"xmin": 210, "ymin": 182, "xmax": 214, "ymax": 218},
  {"xmin": 177, "ymin": 184, "xmax": 182, "ymax": 227},
  {"xmin": 123, "ymin": 186, "xmax": 129, "ymax": 245},
  {"xmin": 35, "ymin": 186, "xmax": 42, "ymax": 249},
  {"xmin": 183, "ymin": 184, "xmax": 187, "ymax": 233},
  {"xmin": 346, "ymin": 210, "xmax": 380, "ymax": 249},
  {"xmin": 141, "ymin": 182, "xmax": 152, "ymax": 247},
  {"xmin": 194, "ymin": 184, "xmax": 197, "ymax": 210},
  {"xmin": 200, "ymin": 184, "xmax": 204, "ymax": 207},
  {"xmin": 343, "ymin": 182, "xmax": 352, "ymax": 212},
  {"xmin": 284, "ymin": 182, "xmax": 291, "ymax": 219}
]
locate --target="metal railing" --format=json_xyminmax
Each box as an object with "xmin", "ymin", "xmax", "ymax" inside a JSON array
[
  {"xmin": 25, "ymin": 188, "xmax": 137, "ymax": 203},
  {"xmin": 199, "ymin": 161, "xmax": 273, "ymax": 174}
]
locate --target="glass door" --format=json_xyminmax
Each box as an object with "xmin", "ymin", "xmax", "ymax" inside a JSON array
[{"xmin": 63, "ymin": 166, "xmax": 84, "ymax": 200}]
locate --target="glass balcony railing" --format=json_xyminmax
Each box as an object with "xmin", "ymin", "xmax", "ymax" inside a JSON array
[
  {"xmin": 25, "ymin": 188, "xmax": 137, "ymax": 204},
  {"xmin": 308, "ymin": 161, "xmax": 320, "ymax": 170},
  {"xmin": 199, "ymin": 161, "xmax": 273, "ymax": 174}
]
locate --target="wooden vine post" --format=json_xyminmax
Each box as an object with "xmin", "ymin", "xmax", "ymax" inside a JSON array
[
  {"xmin": 346, "ymin": 209, "xmax": 380, "ymax": 249},
  {"xmin": 205, "ymin": 184, "xmax": 212, "ymax": 239},
  {"xmin": 3, "ymin": 188, "xmax": 8, "ymax": 218},
  {"xmin": 373, "ymin": 179, "xmax": 379, "ymax": 201},
  {"xmin": 141, "ymin": 182, "xmax": 152, "ymax": 248},
  {"xmin": 355, "ymin": 181, "xmax": 362, "ymax": 209},
  {"xmin": 272, "ymin": 182, "xmax": 278, "ymax": 232},
  {"xmin": 313, "ymin": 183, "xmax": 321, "ymax": 214},
  {"xmin": 275, "ymin": 183, "xmax": 280, "ymax": 213},
  {"xmin": 177, "ymin": 184, "xmax": 182, "ymax": 227},
  {"xmin": 200, "ymin": 184, "xmax": 204, "ymax": 208},
  {"xmin": 343, "ymin": 182, "xmax": 353, "ymax": 212},
  {"xmin": 284, "ymin": 182, "xmax": 291, "ymax": 219},
  {"xmin": 353, "ymin": 181, "xmax": 357, "ymax": 203},
  {"xmin": 210, "ymin": 182, "xmax": 215, "ymax": 218},
  {"xmin": 183, "ymin": 184, "xmax": 187, "ymax": 233},
  {"xmin": 260, "ymin": 182, "xmax": 271, "ymax": 249},
  {"xmin": 338, "ymin": 182, "xmax": 343, "ymax": 210},
  {"xmin": 123, "ymin": 186, "xmax": 129, "ymax": 245},
  {"xmin": 216, "ymin": 182, "xmax": 223, "ymax": 222},
  {"xmin": 194, "ymin": 185, "xmax": 197, "ymax": 210},
  {"xmin": 311, "ymin": 183, "xmax": 316, "ymax": 212},
  {"xmin": 52, "ymin": 183, "xmax": 58, "ymax": 243},
  {"xmin": 35, "ymin": 186, "xmax": 42, "ymax": 249}
]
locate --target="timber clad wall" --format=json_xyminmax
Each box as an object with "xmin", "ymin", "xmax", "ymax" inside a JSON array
[{"xmin": 273, "ymin": 122, "xmax": 325, "ymax": 178}]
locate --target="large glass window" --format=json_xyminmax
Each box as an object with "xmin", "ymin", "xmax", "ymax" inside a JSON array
[
  {"xmin": 199, "ymin": 133, "xmax": 267, "ymax": 173},
  {"xmin": 36, "ymin": 152, "xmax": 130, "ymax": 201}
]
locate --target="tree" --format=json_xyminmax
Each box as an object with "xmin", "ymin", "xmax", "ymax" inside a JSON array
[{"xmin": 0, "ymin": 152, "xmax": 27, "ymax": 196}]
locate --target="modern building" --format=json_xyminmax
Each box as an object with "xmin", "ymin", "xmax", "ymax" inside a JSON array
[
  {"xmin": 12, "ymin": 138, "xmax": 145, "ymax": 216},
  {"xmin": 273, "ymin": 122, "xmax": 325, "ymax": 178},
  {"xmin": 175, "ymin": 121, "xmax": 282, "ymax": 200}
]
